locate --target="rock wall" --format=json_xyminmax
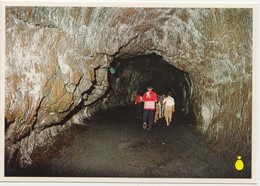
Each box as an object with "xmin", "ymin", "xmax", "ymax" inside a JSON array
[{"xmin": 5, "ymin": 7, "xmax": 252, "ymax": 167}]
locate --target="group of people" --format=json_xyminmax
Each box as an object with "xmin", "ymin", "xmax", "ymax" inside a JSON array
[{"xmin": 134, "ymin": 86, "xmax": 175, "ymax": 130}]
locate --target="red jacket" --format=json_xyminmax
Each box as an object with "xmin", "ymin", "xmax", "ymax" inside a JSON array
[
  {"xmin": 135, "ymin": 95, "xmax": 142, "ymax": 104},
  {"xmin": 142, "ymin": 90, "xmax": 158, "ymax": 110}
]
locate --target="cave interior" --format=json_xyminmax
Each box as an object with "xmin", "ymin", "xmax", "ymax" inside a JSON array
[{"xmin": 106, "ymin": 53, "xmax": 195, "ymax": 126}]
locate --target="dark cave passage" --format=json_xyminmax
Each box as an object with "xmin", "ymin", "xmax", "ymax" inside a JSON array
[
  {"xmin": 5, "ymin": 54, "xmax": 201, "ymax": 177},
  {"xmin": 4, "ymin": 53, "xmax": 251, "ymax": 178},
  {"xmin": 106, "ymin": 53, "xmax": 195, "ymax": 126},
  {"xmin": 5, "ymin": 54, "xmax": 249, "ymax": 178}
]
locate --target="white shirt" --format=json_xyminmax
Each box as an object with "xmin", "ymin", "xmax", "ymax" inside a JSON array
[{"xmin": 163, "ymin": 96, "xmax": 175, "ymax": 106}]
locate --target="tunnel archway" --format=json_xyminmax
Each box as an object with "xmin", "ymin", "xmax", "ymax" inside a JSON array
[{"xmin": 105, "ymin": 53, "xmax": 195, "ymax": 126}]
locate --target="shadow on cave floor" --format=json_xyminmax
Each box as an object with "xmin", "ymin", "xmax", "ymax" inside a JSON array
[{"xmin": 5, "ymin": 106, "xmax": 249, "ymax": 178}]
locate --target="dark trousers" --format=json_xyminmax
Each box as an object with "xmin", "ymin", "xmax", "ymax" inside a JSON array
[
  {"xmin": 136, "ymin": 103, "xmax": 142, "ymax": 119},
  {"xmin": 143, "ymin": 110, "xmax": 155, "ymax": 129}
]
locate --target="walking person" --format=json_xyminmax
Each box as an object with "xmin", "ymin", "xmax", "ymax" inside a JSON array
[
  {"xmin": 134, "ymin": 92, "xmax": 143, "ymax": 119},
  {"xmin": 154, "ymin": 101, "xmax": 160, "ymax": 123},
  {"xmin": 142, "ymin": 86, "xmax": 158, "ymax": 130},
  {"xmin": 163, "ymin": 91, "xmax": 175, "ymax": 126},
  {"xmin": 159, "ymin": 94, "xmax": 166, "ymax": 119}
]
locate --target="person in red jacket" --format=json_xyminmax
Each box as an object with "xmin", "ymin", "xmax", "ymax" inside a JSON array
[{"xmin": 142, "ymin": 86, "xmax": 158, "ymax": 130}]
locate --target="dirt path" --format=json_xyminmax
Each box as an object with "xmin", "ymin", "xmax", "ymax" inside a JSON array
[
  {"xmin": 48, "ymin": 107, "xmax": 239, "ymax": 178},
  {"xmin": 5, "ymin": 107, "xmax": 247, "ymax": 178}
]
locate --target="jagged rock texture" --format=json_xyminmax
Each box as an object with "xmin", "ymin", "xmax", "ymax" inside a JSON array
[{"xmin": 5, "ymin": 7, "xmax": 252, "ymax": 167}]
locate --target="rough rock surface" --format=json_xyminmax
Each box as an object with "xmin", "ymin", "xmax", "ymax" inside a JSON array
[{"xmin": 5, "ymin": 7, "xmax": 252, "ymax": 168}]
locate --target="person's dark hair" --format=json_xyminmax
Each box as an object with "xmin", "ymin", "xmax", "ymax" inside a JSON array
[
  {"xmin": 167, "ymin": 91, "xmax": 172, "ymax": 96},
  {"xmin": 147, "ymin": 83, "xmax": 153, "ymax": 89}
]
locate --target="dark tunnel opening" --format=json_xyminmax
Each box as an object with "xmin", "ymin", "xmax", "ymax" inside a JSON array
[{"xmin": 106, "ymin": 53, "xmax": 195, "ymax": 126}]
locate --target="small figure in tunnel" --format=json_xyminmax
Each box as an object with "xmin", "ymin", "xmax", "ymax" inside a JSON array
[
  {"xmin": 159, "ymin": 94, "xmax": 166, "ymax": 119},
  {"xmin": 163, "ymin": 91, "xmax": 175, "ymax": 126},
  {"xmin": 154, "ymin": 100, "xmax": 160, "ymax": 123},
  {"xmin": 134, "ymin": 92, "xmax": 143, "ymax": 119},
  {"xmin": 142, "ymin": 86, "xmax": 158, "ymax": 130}
]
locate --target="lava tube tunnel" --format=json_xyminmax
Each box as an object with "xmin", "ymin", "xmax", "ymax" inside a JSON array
[{"xmin": 4, "ymin": 7, "xmax": 252, "ymax": 178}]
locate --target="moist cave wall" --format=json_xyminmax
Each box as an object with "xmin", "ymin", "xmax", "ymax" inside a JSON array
[{"xmin": 5, "ymin": 7, "xmax": 252, "ymax": 170}]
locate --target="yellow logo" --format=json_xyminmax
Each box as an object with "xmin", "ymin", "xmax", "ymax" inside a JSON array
[{"xmin": 235, "ymin": 156, "xmax": 244, "ymax": 171}]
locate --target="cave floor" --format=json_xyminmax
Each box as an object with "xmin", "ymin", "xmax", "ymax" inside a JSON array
[
  {"xmin": 6, "ymin": 107, "xmax": 246, "ymax": 178},
  {"xmin": 49, "ymin": 106, "xmax": 242, "ymax": 178}
]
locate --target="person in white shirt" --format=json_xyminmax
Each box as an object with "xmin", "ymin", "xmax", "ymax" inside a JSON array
[{"xmin": 163, "ymin": 91, "xmax": 175, "ymax": 126}]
